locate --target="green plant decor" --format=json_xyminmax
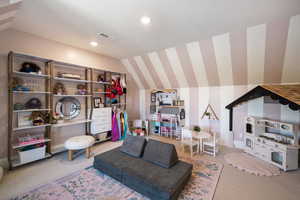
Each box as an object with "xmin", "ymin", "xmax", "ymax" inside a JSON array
[{"xmin": 193, "ymin": 126, "xmax": 201, "ymax": 132}]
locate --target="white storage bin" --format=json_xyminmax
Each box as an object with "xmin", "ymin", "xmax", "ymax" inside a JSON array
[{"xmin": 18, "ymin": 146, "xmax": 46, "ymax": 164}]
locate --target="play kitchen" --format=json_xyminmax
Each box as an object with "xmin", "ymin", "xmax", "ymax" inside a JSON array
[{"xmin": 244, "ymin": 116, "xmax": 299, "ymax": 171}]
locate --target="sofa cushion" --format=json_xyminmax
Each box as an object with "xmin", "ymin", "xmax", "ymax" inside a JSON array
[
  {"xmin": 120, "ymin": 135, "xmax": 147, "ymax": 157},
  {"xmin": 143, "ymin": 139, "xmax": 178, "ymax": 168},
  {"xmin": 122, "ymin": 159, "xmax": 192, "ymax": 200}
]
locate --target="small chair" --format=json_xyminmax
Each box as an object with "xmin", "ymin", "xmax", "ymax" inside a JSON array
[
  {"xmin": 181, "ymin": 128, "xmax": 199, "ymax": 157},
  {"xmin": 202, "ymin": 132, "xmax": 219, "ymax": 157}
]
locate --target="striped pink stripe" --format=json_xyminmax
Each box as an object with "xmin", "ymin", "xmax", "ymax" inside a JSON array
[
  {"xmin": 176, "ymin": 44, "xmax": 198, "ymax": 87},
  {"xmin": 0, "ymin": 16, "xmax": 13, "ymax": 25},
  {"xmin": 157, "ymin": 50, "xmax": 180, "ymax": 88},
  {"xmin": 264, "ymin": 18, "xmax": 290, "ymax": 84},
  {"xmin": 199, "ymin": 40, "xmax": 220, "ymax": 86},
  {"xmin": 0, "ymin": 2, "xmax": 21, "ymax": 15},
  {"xmin": 128, "ymin": 58, "xmax": 150, "ymax": 89},
  {"xmin": 209, "ymin": 87, "xmax": 221, "ymax": 133},
  {"xmin": 230, "ymin": 31, "xmax": 248, "ymax": 85},
  {"xmin": 189, "ymin": 87, "xmax": 199, "ymax": 127},
  {"xmin": 141, "ymin": 55, "xmax": 164, "ymax": 89},
  {"xmin": 125, "ymin": 74, "xmax": 140, "ymax": 119}
]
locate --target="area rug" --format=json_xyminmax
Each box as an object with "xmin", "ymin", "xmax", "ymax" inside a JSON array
[
  {"xmin": 224, "ymin": 152, "xmax": 281, "ymax": 176},
  {"xmin": 11, "ymin": 157, "xmax": 223, "ymax": 200}
]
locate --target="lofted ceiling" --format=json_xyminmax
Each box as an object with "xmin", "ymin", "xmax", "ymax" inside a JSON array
[{"xmin": 10, "ymin": 0, "xmax": 300, "ymax": 59}]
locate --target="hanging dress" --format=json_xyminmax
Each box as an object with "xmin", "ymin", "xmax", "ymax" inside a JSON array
[
  {"xmin": 111, "ymin": 112, "xmax": 120, "ymax": 141},
  {"xmin": 123, "ymin": 111, "xmax": 129, "ymax": 139}
]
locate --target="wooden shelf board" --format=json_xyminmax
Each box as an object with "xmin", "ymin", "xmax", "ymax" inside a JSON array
[
  {"xmin": 12, "ymin": 91, "xmax": 51, "ymax": 94},
  {"xmin": 92, "ymin": 81, "xmax": 111, "ymax": 85},
  {"xmin": 53, "ymin": 77, "xmax": 90, "ymax": 83},
  {"xmin": 13, "ymin": 108, "xmax": 50, "ymax": 113},
  {"xmin": 13, "ymin": 139, "xmax": 51, "ymax": 149},
  {"xmin": 11, "ymin": 153, "xmax": 51, "ymax": 168},
  {"xmin": 93, "ymin": 92, "xmax": 111, "ymax": 94},
  {"xmin": 53, "ymin": 94, "xmax": 92, "ymax": 97},
  {"xmin": 52, "ymin": 119, "xmax": 92, "ymax": 128},
  {"xmin": 12, "ymin": 71, "xmax": 50, "ymax": 78},
  {"xmin": 13, "ymin": 124, "xmax": 51, "ymax": 131}
]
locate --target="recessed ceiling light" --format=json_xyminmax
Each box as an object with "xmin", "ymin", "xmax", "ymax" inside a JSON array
[
  {"xmin": 140, "ymin": 16, "xmax": 151, "ymax": 25},
  {"xmin": 90, "ymin": 41, "xmax": 98, "ymax": 47}
]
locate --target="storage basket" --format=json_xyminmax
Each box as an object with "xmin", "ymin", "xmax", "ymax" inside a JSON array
[{"xmin": 18, "ymin": 145, "xmax": 46, "ymax": 164}]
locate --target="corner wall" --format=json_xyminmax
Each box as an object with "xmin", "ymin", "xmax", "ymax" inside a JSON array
[{"xmin": 0, "ymin": 29, "xmax": 136, "ymax": 164}]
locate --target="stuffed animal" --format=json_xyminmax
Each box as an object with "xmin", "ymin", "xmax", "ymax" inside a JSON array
[
  {"xmin": 20, "ymin": 62, "xmax": 41, "ymax": 74},
  {"xmin": 76, "ymin": 84, "xmax": 88, "ymax": 95},
  {"xmin": 53, "ymin": 82, "xmax": 66, "ymax": 95}
]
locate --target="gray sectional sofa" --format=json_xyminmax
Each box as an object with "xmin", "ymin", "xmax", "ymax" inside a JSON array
[{"xmin": 93, "ymin": 136, "xmax": 193, "ymax": 200}]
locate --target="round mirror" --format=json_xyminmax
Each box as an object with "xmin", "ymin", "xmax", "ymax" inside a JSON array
[{"xmin": 55, "ymin": 97, "xmax": 81, "ymax": 120}]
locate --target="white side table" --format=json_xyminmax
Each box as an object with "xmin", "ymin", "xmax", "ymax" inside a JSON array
[
  {"xmin": 192, "ymin": 131, "xmax": 211, "ymax": 152},
  {"xmin": 65, "ymin": 135, "xmax": 95, "ymax": 160}
]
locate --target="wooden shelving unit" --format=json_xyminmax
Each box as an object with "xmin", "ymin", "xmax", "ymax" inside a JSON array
[
  {"xmin": 8, "ymin": 52, "xmax": 52, "ymax": 169},
  {"xmin": 7, "ymin": 51, "xmax": 127, "ymax": 169}
]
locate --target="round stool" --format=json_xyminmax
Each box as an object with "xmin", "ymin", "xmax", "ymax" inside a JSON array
[{"xmin": 65, "ymin": 135, "xmax": 95, "ymax": 161}]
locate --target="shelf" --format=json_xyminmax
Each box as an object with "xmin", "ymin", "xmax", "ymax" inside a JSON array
[
  {"xmin": 12, "ymin": 91, "xmax": 51, "ymax": 94},
  {"xmin": 12, "ymin": 139, "xmax": 51, "ymax": 149},
  {"xmin": 53, "ymin": 77, "xmax": 90, "ymax": 83},
  {"xmin": 95, "ymin": 137, "xmax": 112, "ymax": 144},
  {"xmin": 12, "ymin": 71, "xmax": 50, "ymax": 78},
  {"xmin": 13, "ymin": 124, "xmax": 51, "ymax": 131},
  {"xmin": 53, "ymin": 94, "xmax": 92, "ymax": 97},
  {"xmin": 13, "ymin": 108, "xmax": 50, "ymax": 113},
  {"xmin": 11, "ymin": 153, "xmax": 51, "ymax": 168},
  {"xmin": 92, "ymin": 81, "xmax": 111, "ymax": 85},
  {"xmin": 93, "ymin": 92, "xmax": 111, "ymax": 94},
  {"xmin": 52, "ymin": 119, "xmax": 92, "ymax": 128}
]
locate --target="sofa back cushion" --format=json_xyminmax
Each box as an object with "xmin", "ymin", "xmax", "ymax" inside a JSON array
[
  {"xmin": 120, "ymin": 135, "xmax": 147, "ymax": 157},
  {"xmin": 143, "ymin": 139, "xmax": 178, "ymax": 168}
]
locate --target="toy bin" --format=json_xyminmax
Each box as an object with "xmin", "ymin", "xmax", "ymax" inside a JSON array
[{"xmin": 18, "ymin": 145, "xmax": 46, "ymax": 164}]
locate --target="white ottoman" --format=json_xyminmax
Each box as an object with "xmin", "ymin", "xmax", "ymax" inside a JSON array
[{"xmin": 65, "ymin": 135, "xmax": 95, "ymax": 160}]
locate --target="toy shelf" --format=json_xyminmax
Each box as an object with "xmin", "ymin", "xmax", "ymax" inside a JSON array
[
  {"xmin": 8, "ymin": 51, "xmax": 127, "ymax": 169},
  {"xmin": 52, "ymin": 119, "xmax": 92, "ymax": 128},
  {"xmin": 13, "ymin": 124, "xmax": 52, "ymax": 131},
  {"xmin": 11, "ymin": 153, "xmax": 51, "ymax": 168},
  {"xmin": 12, "ymin": 138, "xmax": 51, "ymax": 149},
  {"xmin": 12, "ymin": 91, "xmax": 51, "ymax": 94},
  {"xmin": 53, "ymin": 77, "xmax": 91, "ymax": 83},
  {"xmin": 13, "ymin": 108, "xmax": 51, "ymax": 113},
  {"xmin": 12, "ymin": 71, "xmax": 50, "ymax": 78}
]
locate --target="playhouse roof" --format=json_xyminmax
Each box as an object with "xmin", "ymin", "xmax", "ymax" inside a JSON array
[{"xmin": 226, "ymin": 84, "xmax": 300, "ymax": 111}]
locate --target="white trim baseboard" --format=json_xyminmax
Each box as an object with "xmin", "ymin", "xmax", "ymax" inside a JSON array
[{"xmin": 234, "ymin": 141, "xmax": 244, "ymax": 149}]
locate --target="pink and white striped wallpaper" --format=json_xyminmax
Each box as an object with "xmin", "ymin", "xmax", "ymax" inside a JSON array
[
  {"xmin": 0, "ymin": 0, "xmax": 22, "ymax": 31},
  {"xmin": 122, "ymin": 15, "xmax": 300, "ymax": 146}
]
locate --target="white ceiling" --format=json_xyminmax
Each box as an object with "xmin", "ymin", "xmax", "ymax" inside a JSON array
[{"xmin": 12, "ymin": 0, "xmax": 300, "ymax": 59}]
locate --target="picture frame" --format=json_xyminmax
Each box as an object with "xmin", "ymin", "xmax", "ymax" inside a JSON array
[{"xmin": 93, "ymin": 97, "xmax": 102, "ymax": 108}]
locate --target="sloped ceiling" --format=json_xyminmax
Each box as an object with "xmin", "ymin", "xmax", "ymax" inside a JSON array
[
  {"xmin": 0, "ymin": 0, "xmax": 22, "ymax": 31},
  {"xmin": 10, "ymin": 0, "xmax": 300, "ymax": 59},
  {"xmin": 122, "ymin": 15, "xmax": 300, "ymax": 88}
]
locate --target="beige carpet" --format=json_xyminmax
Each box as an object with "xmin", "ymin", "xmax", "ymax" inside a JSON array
[{"xmin": 224, "ymin": 152, "xmax": 281, "ymax": 176}]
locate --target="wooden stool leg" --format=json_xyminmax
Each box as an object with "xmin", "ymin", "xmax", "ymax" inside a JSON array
[
  {"xmin": 68, "ymin": 150, "xmax": 73, "ymax": 161},
  {"xmin": 85, "ymin": 147, "xmax": 90, "ymax": 158}
]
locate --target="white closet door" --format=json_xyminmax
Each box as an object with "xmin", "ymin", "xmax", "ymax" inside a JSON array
[{"xmin": 91, "ymin": 107, "xmax": 112, "ymax": 134}]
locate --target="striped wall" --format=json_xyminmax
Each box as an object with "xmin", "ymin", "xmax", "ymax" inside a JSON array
[
  {"xmin": 0, "ymin": 0, "xmax": 22, "ymax": 32},
  {"xmin": 122, "ymin": 15, "xmax": 300, "ymax": 89},
  {"xmin": 122, "ymin": 15, "xmax": 300, "ymax": 147}
]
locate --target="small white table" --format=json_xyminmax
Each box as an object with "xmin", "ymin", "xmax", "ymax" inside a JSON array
[
  {"xmin": 192, "ymin": 131, "xmax": 211, "ymax": 152},
  {"xmin": 65, "ymin": 135, "xmax": 95, "ymax": 160}
]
